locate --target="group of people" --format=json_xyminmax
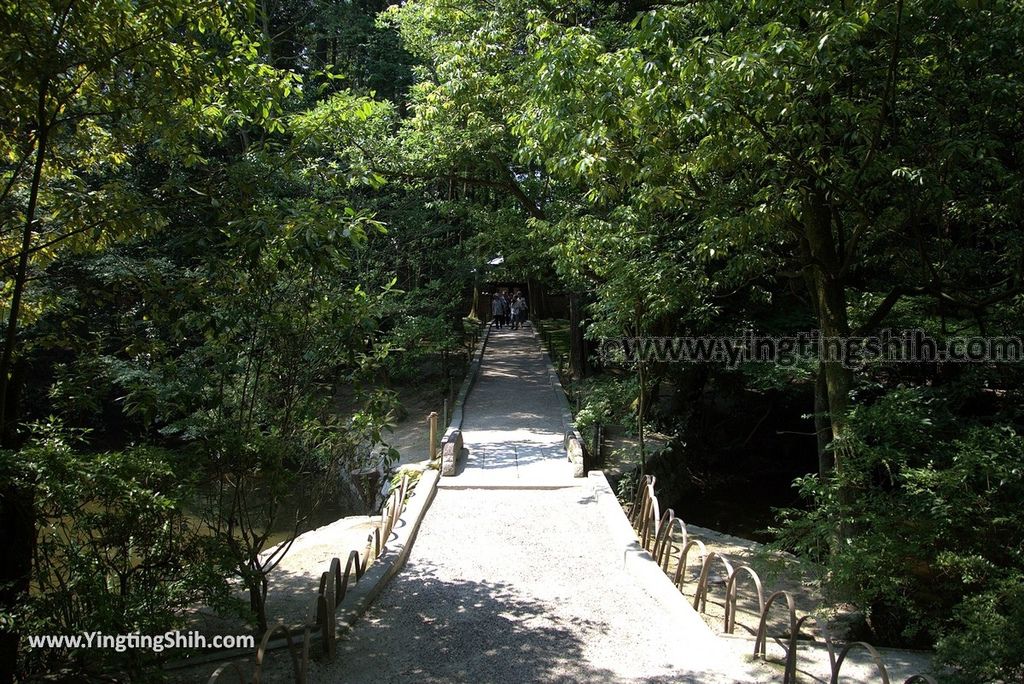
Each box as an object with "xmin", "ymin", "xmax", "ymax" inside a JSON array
[{"xmin": 491, "ymin": 289, "xmax": 528, "ymax": 329}]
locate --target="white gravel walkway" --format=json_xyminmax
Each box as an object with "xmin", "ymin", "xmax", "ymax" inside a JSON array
[{"xmin": 302, "ymin": 326, "xmax": 768, "ymax": 683}]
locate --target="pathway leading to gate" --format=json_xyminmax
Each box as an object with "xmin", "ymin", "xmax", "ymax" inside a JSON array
[{"xmin": 301, "ymin": 325, "xmax": 771, "ymax": 683}]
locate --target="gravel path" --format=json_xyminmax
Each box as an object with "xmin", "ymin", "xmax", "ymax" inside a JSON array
[
  {"xmin": 300, "ymin": 326, "xmax": 766, "ymax": 683},
  {"xmin": 446, "ymin": 326, "xmax": 574, "ymax": 486},
  {"xmin": 305, "ymin": 487, "xmax": 766, "ymax": 683}
]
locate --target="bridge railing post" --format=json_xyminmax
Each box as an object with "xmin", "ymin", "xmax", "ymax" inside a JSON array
[{"xmin": 428, "ymin": 411, "xmax": 438, "ymax": 461}]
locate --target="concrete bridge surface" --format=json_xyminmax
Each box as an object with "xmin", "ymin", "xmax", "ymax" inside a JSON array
[{"xmin": 300, "ymin": 326, "xmax": 771, "ymax": 683}]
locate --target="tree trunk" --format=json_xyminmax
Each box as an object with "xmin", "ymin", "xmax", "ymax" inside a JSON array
[
  {"xmin": 0, "ymin": 113, "xmax": 48, "ymax": 442},
  {"xmin": 249, "ymin": 577, "xmax": 269, "ymax": 634},
  {"xmin": 528, "ymin": 279, "xmax": 549, "ymax": 319},
  {"xmin": 0, "ymin": 88, "xmax": 49, "ymax": 683},
  {"xmin": 0, "ymin": 481, "xmax": 33, "ymax": 684},
  {"xmin": 803, "ymin": 190, "xmax": 855, "ymax": 539},
  {"xmin": 634, "ymin": 304, "xmax": 648, "ymax": 475},
  {"xmin": 814, "ymin": 369, "xmax": 833, "ymax": 480},
  {"xmin": 637, "ymin": 352, "xmax": 647, "ymax": 477}
]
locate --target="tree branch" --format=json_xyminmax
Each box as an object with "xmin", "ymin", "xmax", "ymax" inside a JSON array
[
  {"xmin": 858, "ymin": 0, "xmax": 903, "ymax": 177},
  {"xmin": 489, "ymin": 154, "xmax": 545, "ymax": 220}
]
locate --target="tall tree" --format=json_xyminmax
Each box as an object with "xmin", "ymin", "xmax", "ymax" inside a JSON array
[
  {"xmin": 0, "ymin": 1, "xmax": 290, "ymax": 676},
  {"xmin": 515, "ymin": 0, "xmax": 1024, "ymax": 479}
]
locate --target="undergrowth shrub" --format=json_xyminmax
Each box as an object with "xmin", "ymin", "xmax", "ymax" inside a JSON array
[
  {"xmin": 2, "ymin": 422, "xmax": 231, "ymax": 680},
  {"xmin": 773, "ymin": 388, "xmax": 1024, "ymax": 681}
]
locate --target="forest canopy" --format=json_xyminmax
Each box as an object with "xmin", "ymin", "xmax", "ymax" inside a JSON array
[{"xmin": 1, "ymin": 0, "xmax": 1022, "ymax": 681}]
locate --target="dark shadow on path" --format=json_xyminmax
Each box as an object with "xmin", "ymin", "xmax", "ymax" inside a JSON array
[{"xmin": 327, "ymin": 562, "xmax": 701, "ymax": 684}]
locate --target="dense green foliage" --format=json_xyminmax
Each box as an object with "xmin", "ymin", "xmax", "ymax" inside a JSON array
[
  {"xmin": 2, "ymin": 0, "xmax": 1023, "ymax": 680},
  {"xmin": 369, "ymin": 0, "xmax": 1024, "ymax": 679},
  {"xmin": 5, "ymin": 424, "xmax": 230, "ymax": 676},
  {"xmin": 777, "ymin": 388, "xmax": 1024, "ymax": 668},
  {"xmin": 0, "ymin": 0, "xmax": 489, "ymax": 679}
]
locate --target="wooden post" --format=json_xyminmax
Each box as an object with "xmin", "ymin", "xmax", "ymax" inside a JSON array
[
  {"xmin": 428, "ymin": 412, "xmax": 438, "ymax": 460},
  {"xmin": 442, "ymin": 398, "xmax": 449, "ymax": 431}
]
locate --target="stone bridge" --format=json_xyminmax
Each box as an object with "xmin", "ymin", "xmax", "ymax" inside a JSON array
[{"xmin": 208, "ymin": 323, "xmax": 938, "ymax": 683}]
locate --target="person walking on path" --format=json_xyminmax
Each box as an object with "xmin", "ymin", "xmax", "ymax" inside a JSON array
[
  {"xmin": 500, "ymin": 290, "xmax": 511, "ymax": 328},
  {"xmin": 491, "ymin": 292, "xmax": 505, "ymax": 329},
  {"xmin": 511, "ymin": 292, "xmax": 527, "ymax": 330}
]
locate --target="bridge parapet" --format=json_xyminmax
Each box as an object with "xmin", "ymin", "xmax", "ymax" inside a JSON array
[
  {"xmin": 527, "ymin": 323, "xmax": 588, "ymax": 477},
  {"xmin": 440, "ymin": 429, "xmax": 462, "ymax": 476},
  {"xmin": 195, "ymin": 460, "xmax": 440, "ymax": 683},
  {"xmin": 565, "ymin": 432, "xmax": 585, "ymax": 477},
  {"xmin": 439, "ymin": 323, "xmax": 490, "ymax": 476}
]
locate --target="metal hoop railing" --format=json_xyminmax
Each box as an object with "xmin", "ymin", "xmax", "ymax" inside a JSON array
[
  {"xmin": 629, "ymin": 476, "xmax": 936, "ymax": 684},
  {"xmin": 724, "ymin": 565, "xmax": 765, "ymax": 635},
  {"xmin": 206, "ymin": 661, "xmax": 247, "ymax": 684},
  {"xmin": 654, "ymin": 516, "xmax": 688, "ymax": 572},
  {"xmin": 672, "ymin": 538, "xmax": 708, "ymax": 590},
  {"xmin": 207, "ymin": 470, "xmax": 416, "ymax": 682},
  {"xmin": 252, "ymin": 623, "xmax": 308, "ymax": 684},
  {"xmin": 628, "ymin": 475, "xmax": 655, "ymax": 525},
  {"xmin": 651, "ymin": 509, "xmax": 678, "ymax": 562},
  {"xmin": 831, "ymin": 641, "xmax": 891, "ymax": 684},
  {"xmin": 693, "ymin": 552, "xmax": 735, "ymax": 614}
]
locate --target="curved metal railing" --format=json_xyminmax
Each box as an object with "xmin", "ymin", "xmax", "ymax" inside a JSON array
[
  {"xmin": 206, "ymin": 472, "xmax": 413, "ymax": 683},
  {"xmin": 626, "ymin": 474, "xmax": 936, "ymax": 683}
]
